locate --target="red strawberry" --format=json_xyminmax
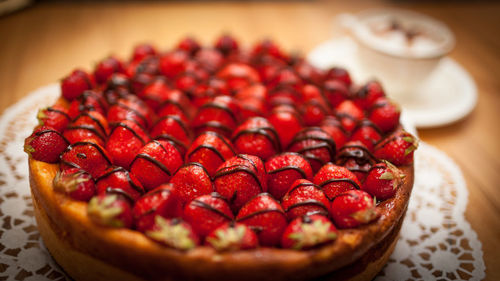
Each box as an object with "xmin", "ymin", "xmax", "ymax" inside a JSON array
[
  {"xmin": 138, "ymin": 79, "xmax": 173, "ymax": 111},
  {"xmin": 94, "ymin": 56, "xmax": 125, "ymax": 84},
  {"xmin": 60, "ymin": 141, "xmax": 112, "ymax": 178},
  {"xmin": 268, "ymin": 86, "xmax": 302, "ymax": 106},
  {"xmin": 130, "ymin": 140, "xmax": 183, "ymax": 191},
  {"xmin": 24, "ymin": 126, "xmax": 69, "ymax": 163},
  {"xmin": 63, "ymin": 111, "xmax": 109, "ymax": 147},
  {"xmin": 170, "ymin": 163, "xmax": 214, "ymax": 206},
  {"xmin": 67, "ymin": 90, "xmax": 107, "ymax": 119},
  {"xmin": 87, "ymin": 193, "xmax": 133, "ymax": 228},
  {"xmin": 145, "ymin": 217, "xmax": 199, "ymax": 250},
  {"xmin": 107, "ymin": 95, "xmax": 153, "ymax": 129},
  {"xmin": 175, "ymin": 72, "xmax": 201, "ymax": 93},
  {"xmin": 300, "ymin": 99, "xmax": 329, "ymax": 127},
  {"xmin": 267, "ymin": 68, "xmax": 302, "ymax": 93},
  {"xmin": 214, "ymin": 154, "xmax": 267, "ymax": 211},
  {"xmin": 216, "ymin": 63, "xmax": 260, "ymax": 92},
  {"xmin": 177, "ymin": 36, "xmax": 201, "ymax": 55},
  {"xmin": 96, "ymin": 166, "xmax": 145, "ymax": 201},
  {"xmin": 133, "ymin": 183, "xmax": 183, "ymax": 232},
  {"xmin": 61, "ymin": 69, "xmax": 95, "ymax": 101},
  {"xmin": 265, "ymin": 153, "xmax": 313, "ymax": 200},
  {"xmin": 320, "ymin": 116, "xmax": 348, "ymax": 150},
  {"xmin": 294, "ymin": 61, "xmax": 324, "ymax": 85},
  {"xmin": 313, "ymin": 163, "xmax": 361, "ymax": 201},
  {"xmin": 186, "ymin": 131, "xmax": 235, "ymax": 177},
  {"xmin": 53, "ymin": 168, "xmax": 95, "ymax": 201},
  {"xmin": 251, "ymin": 39, "xmax": 287, "ymax": 61},
  {"xmin": 330, "ymin": 190, "xmax": 379, "ymax": 229},
  {"xmin": 362, "ymin": 161, "xmax": 405, "ymax": 200},
  {"xmin": 206, "ymin": 222, "xmax": 258, "ymax": 251},
  {"xmin": 150, "ymin": 115, "xmax": 191, "ymax": 150},
  {"xmin": 37, "ymin": 105, "xmax": 71, "ymax": 132},
  {"xmin": 336, "ymin": 141, "xmax": 378, "ymax": 183},
  {"xmin": 157, "ymin": 89, "xmax": 193, "ymax": 122},
  {"xmin": 324, "ymin": 67, "xmax": 352, "ymax": 87},
  {"xmin": 191, "ymin": 95, "xmax": 241, "ymax": 137},
  {"xmin": 131, "ymin": 43, "xmax": 157, "ymax": 62},
  {"xmin": 281, "ymin": 214, "xmax": 337, "ymax": 250},
  {"xmin": 281, "ymin": 179, "xmax": 329, "ymax": 221},
  {"xmin": 183, "ymin": 192, "xmax": 234, "ymax": 238},
  {"xmin": 106, "ymin": 119, "xmax": 150, "ymax": 169},
  {"xmin": 232, "ymin": 117, "xmax": 280, "ymax": 161},
  {"xmin": 369, "ymin": 97, "xmax": 401, "ymax": 133},
  {"xmin": 350, "ymin": 120, "xmax": 383, "ymax": 151},
  {"xmin": 335, "ymin": 100, "xmax": 364, "ymax": 132},
  {"xmin": 194, "ymin": 48, "xmax": 224, "ymax": 73},
  {"xmin": 238, "ymin": 97, "xmax": 266, "ymax": 120},
  {"xmin": 236, "ymin": 193, "xmax": 287, "ymax": 246},
  {"xmin": 374, "ymin": 131, "xmax": 418, "ymax": 165},
  {"xmin": 322, "ymin": 79, "xmax": 349, "ymax": 108},
  {"xmin": 214, "ymin": 34, "xmax": 239, "ymax": 56},
  {"xmin": 288, "ymin": 127, "xmax": 336, "ymax": 172},
  {"xmin": 353, "ymin": 80, "xmax": 385, "ymax": 109},
  {"xmin": 267, "ymin": 105, "xmax": 302, "ymax": 149}
]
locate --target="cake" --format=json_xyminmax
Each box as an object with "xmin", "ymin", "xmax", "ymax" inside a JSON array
[{"xmin": 25, "ymin": 35, "xmax": 418, "ymax": 281}]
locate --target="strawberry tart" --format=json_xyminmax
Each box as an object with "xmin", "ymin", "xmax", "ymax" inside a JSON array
[{"xmin": 26, "ymin": 35, "xmax": 418, "ymax": 281}]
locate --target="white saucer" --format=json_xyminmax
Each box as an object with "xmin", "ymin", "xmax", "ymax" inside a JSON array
[{"xmin": 307, "ymin": 37, "xmax": 478, "ymax": 128}]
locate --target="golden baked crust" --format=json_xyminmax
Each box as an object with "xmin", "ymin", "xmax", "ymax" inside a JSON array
[{"xmin": 29, "ymin": 157, "xmax": 413, "ymax": 281}]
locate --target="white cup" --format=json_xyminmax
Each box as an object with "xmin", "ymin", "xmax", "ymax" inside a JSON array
[{"xmin": 338, "ymin": 9, "xmax": 455, "ymax": 101}]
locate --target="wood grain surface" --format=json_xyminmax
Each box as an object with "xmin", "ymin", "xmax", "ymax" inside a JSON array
[{"xmin": 0, "ymin": 1, "xmax": 498, "ymax": 280}]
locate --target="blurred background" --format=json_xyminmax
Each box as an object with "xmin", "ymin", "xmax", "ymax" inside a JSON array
[{"xmin": 0, "ymin": 0, "xmax": 499, "ymax": 280}]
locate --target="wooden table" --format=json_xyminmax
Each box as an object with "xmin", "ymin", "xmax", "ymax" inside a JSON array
[{"xmin": 1, "ymin": 1, "xmax": 498, "ymax": 280}]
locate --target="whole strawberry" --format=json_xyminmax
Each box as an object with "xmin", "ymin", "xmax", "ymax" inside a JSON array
[
  {"xmin": 214, "ymin": 34, "xmax": 239, "ymax": 56},
  {"xmin": 236, "ymin": 193, "xmax": 287, "ymax": 246},
  {"xmin": 24, "ymin": 126, "xmax": 69, "ymax": 163},
  {"xmin": 60, "ymin": 141, "xmax": 112, "ymax": 178},
  {"xmin": 313, "ymin": 163, "xmax": 361, "ymax": 201},
  {"xmin": 146, "ymin": 216, "xmax": 199, "ymax": 250},
  {"xmin": 288, "ymin": 127, "xmax": 336, "ymax": 172},
  {"xmin": 133, "ymin": 183, "xmax": 183, "ymax": 233},
  {"xmin": 369, "ymin": 97, "xmax": 401, "ymax": 133},
  {"xmin": 106, "ymin": 119, "xmax": 150, "ymax": 169},
  {"xmin": 150, "ymin": 115, "xmax": 191, "ymax": 150},
  {"xmin": 324, "ymin": 67, "xmax": 352, "ymax": 87},
  {"xmin": 267, "ymin": 104, "xmax": 303, "ymax": 148},
  {"xmin": 138, "ymin": 79, "xmax": 173, "ymax": 112},
  {"xmin": 177, "ymin": 36, "xmax": 201, "ymax": 55},
  {"xmin": 96, "ymin": 166, "xmax": 145, "ymax": 202},
  {"xmin": 159, "ymin": 50, "xmax": 189, "ymax": 79},
  {"xmin": 87, "ymin": 193, "xmax": 133, "ymax": 228},
  {"xmin": 281, "ymin": 214, "xmax": 337, "ymax": 250},
  {"xmin": 265, "ymin": 153, "xmax": 313, "ymax": 200},
  {"xmin": 350, "ymin": 121, "xmax": 383, "ymax": 151},
  {"xmin": 330, "ymin": 190, "xmax": 379, "ymax": 229},
  {"xmin": 335, "ymin": 100, "xmax": 365, "ymax": 133},
  {"xmin": 94, "ymin": 56, "xmax": 125, "ymax": 84},
  {"xmin": 37, "ymin": 105, "xmax": 71, "ymax": 132},
  {"xmin": 131, "ymin": 43, "xmax": 157, "ymax": 62},
  {"xmin": 63, "ymin": 111, "xmax": 109, "ymax": 147},
  {"xmin": 281, "ymin": 179, "xmax": 329, "ymax": 221},
  {"xmin": 214, "ymin": 154, "xmax": 267, "ymax": 211},
  {"xmin": 336, "ymin": 141, "xmax": 378, "ymax": 183},
  {"xmin": 61, "ymin": 69, "xmax": 95, "ymax": 101},
  {"xmin": 374, "ymin": 131, "xmax": 418, "ymax": 165},
  {"xmin": 232, "ymin": 117, "xmax": 280, "ymax": 161},
  {"xmin": 216, "ymin": 63, "xmax": 260, "ymax": 92},
  {"xmin": 53, "ymin": 168, "xmax": 95, "ymax": 201},
  {"xmin": 130, "ymin": 140, "xmax": 183, "ymax": 190},
  {"xmin": 320, "ymin": 116, "xmax": 347, "ymax": 150},
  {"xmin": 362, "ymin": 161, "xmax": 405, "ymax": 200},
  {"xmin": 67, "ymin": 90, "xmax": 107, "ymax": 120},
  {"xmin": 183, "ymin": 193, "xmax": 234, "ymax": 238},
  {"xmin": 157, "ymin": 89, "xmax": 193, "ymax": 122},
  {"xmin": 186, "ymin": 131, "xmax": 235, "ymax": 177},
  {"xmin": 353, "ymin": 80, "xmax": 385, "ymax": 110},
  {"xmin": 322, "ymin": 79, "xmax": 349, "ymax": 108},
  {"xmin": 170, "ymin": 163, "xmax": 214, "ymax": 206},
  {"xmin": 206, "ymin": 222, "xmax": 258, "ymax": 251},
  {"xmin": 107, "ymin": 95, "xmax": 154, "ymax": 129},
  {"xmin": 191, "ymin": 95, "xmax": 241, "ymax": 137}
]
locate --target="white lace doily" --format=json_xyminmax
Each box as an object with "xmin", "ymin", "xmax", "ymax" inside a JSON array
[{"xmin": 0, "ymin": 85, "xmax": 485, "ymax": 281}]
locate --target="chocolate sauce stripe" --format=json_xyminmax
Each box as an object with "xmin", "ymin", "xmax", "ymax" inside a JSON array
[
  {"xmin": 287, "ymin": 182, "xmax": 321, "ymax": 194},
  {"xmin": 338, "ymin": 145, "xmax": 377, "ymax": 162},
  {"xmin": 191, "ymin": 200, "xmax": 233, "ymax": 221},
  {"xmin": 203, "ymin": 131, "xmax": 236, "ymax": 154},
  {"xmin": 335, "ymin": 113, "xmax": 358, "ymax": 121},
  {"xmin": 199, "ymin": 103, "xmax": 238, "ymax": 123},
  {"xmin": 96, "ymin": 166, "xmax": 144, "ymax": 194},
  {"xmin": 236, "ymin": 154, "xmax": 259, "ymax": 172},
  {"xmin": 73, "ymin": 112, "xmax": 108, "ymax": 137},
  {"xmin": 64, "ymin": 141, "xmax": 112, "ymax": 165},
  {"xmin": 352, "ymin": 120, "xmax": 383, "ymax": 136},
  {"xmin": 178, "ymin": 162, "xmax": 211, "ymax": 178},
  {"xmin": 110, "ymin": 122, "xmax": 148, "ymax": 145},
  {"xmin": 104, "ymin": 187, "xmax": 135, "ymax": 204},
  {"xmin": 236, "ymin": 208, "xmax": 285, "ymax": 222},
  {"xmin": 290, "ymin": 135, "xmax": 336, "ymax": 151},
  {"xmin": 296, "ymin": 143, "xmax": 335, "ymax": 160},
  {"xmin": 213, "ymin": 165, "xmax": 263, "ymax": 192},
  {"xmin": 153, "ymin": 135, "xmax": 187, "ymax": 152},
  {"xmin": 81, "ymin": 73, "xmax": 94, "ymax": 90},
  {"xmin": 232, "ymin": 127, "xmax": 281, "ymax": 152},
  {"xmin": 159, "ymin": 100, "xmax": 189, "ymax": 117},
  {"xmin": 132, "ymin": 153, "xmax": 172, "ymax": 176},
  {"xmin": 187, "ymin": 144, "xmax": 226, "ymax": 162},
  {"xmin": 65, "ymin": 125, "xmax": 106, "ymax": 142},
  {"xmin": 285, "ymin": 200, "xmax": 329, "ymax": 212},
  {"xmin": 368, "ymin": 164, "xmax": 387, "ymax": 172},
  {"xmin": 268, "ymin": 165, "xmax": 307, "ymax": 178},
  {"xmin": 35, "ymin": 129, "xmax": 70, "ymax": 144},
  {"xmin": 193, "ymin": 121, "xmax": 232, "ymax": 133},
  {"xmin": 145, "ymin": 185, "xmax": 172, "ymax": 196},
  {"xmin": 46, "ymin": 108, "xmax": 71, "ymax": 121},
  {"xmin": 80, "ymin": 91, "xmax": 107, "ymax": 111},
  {"xmin": 115, "ymin": 103, "xmax": 149, "ymax": 127},
  {"xmin": 319, "ymin": 178, "xmax": 360, "ymax": 190}
]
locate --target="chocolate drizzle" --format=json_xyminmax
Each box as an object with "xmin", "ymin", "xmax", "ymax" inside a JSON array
[
  {"xmin": 188, "ymin": 144, "xmax": 226, "ymax": 162},
  {"xmin": 73, "ymin": 112, "xmax": 108, "ymax": 136},
  {"xmin": 35, "ymin": 129, "xmax": 70, "ymax": 144},
  {"xmin": 232, "ymin": 126, "xmax": 282, "ymax": 152},
  {"xmin": 213, "ymin": 165, "xmax": 263, "ymax": 192},
  {"xmin": 319, "ymin": 178, "xmax": 360, "ymax": 190},
  {"xmin": 110, "ymin": 122, "xmax": 148, "ymax": 145},
  {"xmin": 154, "ymin": 115, "xmax": 190, "ymax": 138},
  {"xmin": 237, "ymin": 208, "xmax": 285, "ymax": 222},
  {"xmin": 287, "ymin": 181, "xmax": 321, "ymax": 194},
  {"xmin": 199, "ymin": 102, "xmax": 238, "ymax": 124},
  {"xmin": 96, "ymin": 166, "xmax": 144, "ymax": 194},
  {"xmin": 104, "ymin": 186, "xmax": 135, "ymax": 204},
  {"xmin": 178, "ymin": 162, "xmax": 211, "ymax": 178},
  {"xmin": 337, "ymin": 144, "xmax": 377, "ymax": 166},
  {"xmin": 190, "ymin": 200, "xmax": 233, "ymax": 221},
  {"xmin": 353, "ymin": 120, "xmax": 383, "ymax": 136},
  {"xmin": 268, "ymin": 165, "xmax": 307, "ymax": 178},
  {"xmin": 193, "ymin": 121, "xmax": 232, "ymax": 135},
  {"xmin": 113, "ymin": 101, "xmax": 149, "ymax": 128},
  {"xmin": 132, "ymin": 153, "xmax": 172, "ymax": 176},
  {"xmin": 65, "ymin": 125, "xmax": 106, "ymax": 142},
  {"xmin": 285, "ymin": 199, "xmax": 328, "ymax": 214},
  {"xmin": 45, "ymin": 107, "xmax": 71, "ymax": 121},
  {"xmin": 62, "ymin": 141, "xmax": 112, "ymax": 165}
]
